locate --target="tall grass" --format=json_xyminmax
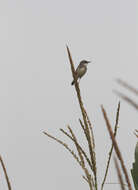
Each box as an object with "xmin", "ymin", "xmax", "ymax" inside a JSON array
[
  {"xmin": 1, "ymin": 49, "xmax": 137, "ymax": 190},
  {"xmin": 44, "ymin": 47, "xmax": 134, "ymax": 190}
]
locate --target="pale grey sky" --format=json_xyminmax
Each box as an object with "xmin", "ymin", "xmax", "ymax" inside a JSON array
[{"xmin": 0, "ymin": 0, "xmax": 137, "ymax": 189}]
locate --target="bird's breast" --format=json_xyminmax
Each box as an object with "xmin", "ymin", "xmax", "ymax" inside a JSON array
[{"xmin": 77, "ymin": 67, "xmax": 87, "ymax": 78}]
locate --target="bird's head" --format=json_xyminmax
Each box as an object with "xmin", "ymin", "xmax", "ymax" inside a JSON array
[{"xmin": 80, "ymin": 60, "xmax": 91, "ymax": 66}]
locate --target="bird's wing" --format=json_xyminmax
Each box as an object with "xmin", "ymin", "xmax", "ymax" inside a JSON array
[{"xmin": 76, "ymin": 64, "xmax": 81, "ymax": 73}]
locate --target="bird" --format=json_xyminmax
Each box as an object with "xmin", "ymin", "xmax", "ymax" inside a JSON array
[{"xmin": 71, "ymin": 60, "xmax": 90, "ymax": 85}]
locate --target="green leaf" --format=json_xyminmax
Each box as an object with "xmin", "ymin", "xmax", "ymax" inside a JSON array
[{"xmin": 131, "ymin": 142, "xmax": 138, "ymax": 190}]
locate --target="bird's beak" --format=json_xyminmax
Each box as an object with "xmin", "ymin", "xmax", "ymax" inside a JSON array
[{"xmin": 87, "ymin": 61, "xmax": 91, "ymax": 64}]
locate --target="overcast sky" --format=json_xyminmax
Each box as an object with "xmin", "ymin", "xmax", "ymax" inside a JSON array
[{"xmin": 0, "ymin": 0, "xmax": 137, "ymax": 190}]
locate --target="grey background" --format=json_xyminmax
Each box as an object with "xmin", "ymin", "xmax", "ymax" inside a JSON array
[{"xmin": 0, "ymin": 0, "xmax": 137, "ymax": 189}]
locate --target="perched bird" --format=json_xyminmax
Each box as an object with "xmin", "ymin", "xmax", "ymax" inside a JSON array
[{"xmin": 71, "ymin": 60, "xmax": 90, "ymax": 85}]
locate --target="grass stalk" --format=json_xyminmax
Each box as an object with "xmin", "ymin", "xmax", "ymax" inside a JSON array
[
  {"xmin": 101, "ymin": 106, "xmax": 133, "ymax": 190},
  {"xmin": 60, "ymin": 128, "xmax": 93, "ymax": 171},
  {"xmin": 101, "ymin": 102, "xmax": 120, "ymax": 190},
  {"xmin": 116, "ymin": 79, "xmax": 138, "ymax": 95},
  {"xmin": 114, "ymin": 90, "xmax": 138, "ymax": 110},
  {"xmin": 0, "ymin": 155, "xmax": 12, "ymax": 190},
  {"xmin": 114, "ymin": 157, "xmax": 126, "ymax": 190},
  {"xmin": 66, "ymin": 46, "xmax": 98, "ymax": 190},
  {"xmin": 43, "ymin": 131, "xmax": 94, "ymax": 190}
]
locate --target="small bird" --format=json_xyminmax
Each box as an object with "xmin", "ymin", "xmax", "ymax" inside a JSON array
[{"xmin": 71, "ymin": 60, "xmax": 90, "ymax": 85}]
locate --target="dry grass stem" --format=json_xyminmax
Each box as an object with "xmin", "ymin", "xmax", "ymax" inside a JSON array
[
  {"xmin": 67, "ymin": 126, "xmax": 95, "ymax": 189},
  {"xmin": 114, "ymin": 157, "xmax": 126, "ymax": 190},
  {"xmin": 79, "ymin": 119, "xmax": 86, "ymax": 132},
  {"xmin": 79, "ymin": 117, "xmax": 96, "ymax": 167},
  {"xmin": 83, "ymin": 174, "xmax": 95, "ymax": 189},
  {"xmin": 101, "ymin": 106, "xmax": 133, "ymax": 190},
  {"xmin": 101, "ymin": 102, "xmax": 120, "ymax": 190},
  {"xmin": 83, "ymin": 109, "xmax": 97, "ymax": 182},
  {"xmin": 66, "ymin": 46, "xmax": 97, "ymax": 190},
  {"xmin": 116, "ymin": 79, "xmax": 138, "ymax": 95},
  {"xmin": 114, "ymin": 90, "xmax": 138, "ymax": 110},
  {"xmin": 43, "ymin": 131, "xmax": 94, "ymax": 190},
  {"xmin": 0, "ymin": 155, "xmax": 12, "ymax": 190},
  {"xmin": 79, "ymin": 118, "xmax": 96, "ymax": 172},
  {"xmin": 66, "ymin": 46, "xmax": 89, "ymax": 131},
  {"xmin": 79, "ymin": 118, "xmax": 90, "ymax": 142},
  {"xmin": 60, "ymin": 128, "xmax": 93, "ymax": 171},
  {"xmin": 43, "ymin": 131, "xmax": 81, "ymax": 165},
  {"xmin": 85, "ymin": 170, "xmax": 94, "ymax": 190},
  {"xmin": 84, "ymin": 108, "xmax": 95, "ymax": 149},
  {"xmin": 83, "ymin": 175, "xmax": 89, "ymax": 183},
  {"xmin": 67, "ymin": 126, "xmax": 85, "ymax": 166}
]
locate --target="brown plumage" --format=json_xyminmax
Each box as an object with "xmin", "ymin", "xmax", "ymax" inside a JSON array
[{"xmin": 71, "ymin": 60, "xmax": 90, "ymax": 85}]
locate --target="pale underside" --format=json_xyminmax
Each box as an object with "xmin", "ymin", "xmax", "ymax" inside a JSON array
[{"xmin": 76, "ymin": 67, "xmax": 87, "ymax": 79}]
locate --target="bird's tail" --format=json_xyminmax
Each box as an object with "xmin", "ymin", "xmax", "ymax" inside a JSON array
[{"xmin": 71, "ymin": 80, "xmax": 75, "ymax": 85}]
